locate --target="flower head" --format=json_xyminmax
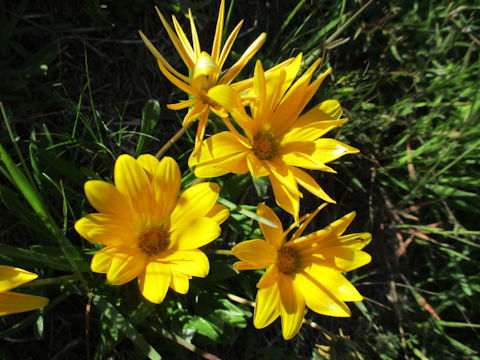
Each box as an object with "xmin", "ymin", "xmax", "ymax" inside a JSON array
[
  {"xmin": 0, "ymin": 265, "xmax": 49, "ymax": 316},
  {"xmin": 139, "ymin": 0, "xmax": 266, "ymax": 149},
  {"xmin": 232, "ymin": 203, "xmax": 371, "ymax": 340},
  {"xmin": 75, "ymin": 154, "xmax": 229, "ymax": 303},
  {"xmin": 189, "ymin": 56, "xmax": 359, "ymax": 222}
]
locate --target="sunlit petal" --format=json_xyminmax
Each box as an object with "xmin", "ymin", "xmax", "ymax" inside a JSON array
[
  {"xmin": 0, "ymin": 292, "xmax": 49, "ymax": 316},
  {"xmin": 232, "ymin": 239, "xmax": 276, "ymax": 270},
  {"xmin": 0, "ymin": 266, "xmax": 37, "ymax": 293},
  {"xmin": 279, "ymin": 275, "xmax": 306, "ymax": 340},
  {"xmin": 138, "ymin": 262, "xmax": 171, "ymax": 304},
  {"xmin": 253, "ymin": 282, "xmax": 281, "ymax": 329},
  {"xmin": 257, "ymin": 203, "xmax": 284, "ymax": 250}
]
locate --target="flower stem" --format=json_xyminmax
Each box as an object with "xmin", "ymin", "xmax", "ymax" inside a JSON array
[
  {"xmin": 155, "ymin": 122, "xmax": 193, "ymax": 158},
  {"xmin": 23, "ymin": 274, "xmax": 77, "ymax": 287}
]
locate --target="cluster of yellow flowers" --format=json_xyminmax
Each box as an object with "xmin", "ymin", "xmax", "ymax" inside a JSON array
[{"xmin": 2, "ymin": 1, "xmax": 371, "ymax": 341}]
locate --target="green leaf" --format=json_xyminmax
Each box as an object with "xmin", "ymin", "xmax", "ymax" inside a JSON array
[
  {"xmin": 135, "ymin": 100, "xmax": 161, "ymax": 156},
  {"xmin": 93, "ymin": 295, "xmax": 162, "ymax": 360}
]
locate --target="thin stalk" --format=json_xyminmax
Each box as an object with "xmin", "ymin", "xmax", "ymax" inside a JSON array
[
  {"xmin": 155, "ymin": 122, "xmax": 193, "ymax": 158},
  {"xmin": 326, "ymin": 0, "xmax": 373, "ymax": 45},
  {"xmin": 0, "ymin": 102, "xmax": 35, "ymax": 186}
]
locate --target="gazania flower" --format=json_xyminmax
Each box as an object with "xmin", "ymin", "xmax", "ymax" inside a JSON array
[
  {"xmin": 189, "ymin": 56, "xmax": 359, "ymax": 222},
  {"xmin": 232, "ymin": 203, "xmax": 371, "ymax": 340},
  {"xmin": 0, "ymin": 265, "xmax": 49, "ymax": 316},
  {"xmin": 139, "ymin": 0, "xmax": 266, "ymax": 149},
  {"xmin": 75, "ymin": 154, "xmax": 229, "ymax": 304}
]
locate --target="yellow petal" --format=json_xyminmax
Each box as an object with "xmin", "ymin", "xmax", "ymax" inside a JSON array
[
  {"xmin": 152, "ymin": 156, "xmax": 181, "ymax": 221},
  {"xmin": 257, "ymin": 265, "xmax": 279, "ymax": 288},
  {"xmin": 257, "ymin": 203, "xmax": 284, "ymax": 250},
  {"xmin": 138, "ymin": 30, "xmax": 190, "ymax": 84},
  {"xmin": 154, "ymin": 7, "xmax": 195, "ymax": 69},
  {"xmin": 295, "ymin": 270, "xmax": 351, "ymax": 317},
  {"xmin": 0, "ymin": 292, "xmax": 48, "ymax": 316},
  {"xmin": 114, "ymin": 154, "xmax": 151, "ymax": 216},
  {"xmin": 279, "ymin": 275, "xmax": 305, "ymax": 340},
  {"xmin": 246, "ymin": 153, "xmax": 270, "ymax": 178},
  {"xmin": 75, "ymin": 214, "xmax": 136, "ymax": 246},
  {"xmin": 268, "ymin": 160, "xmax": 301, "ymax": 197},
  {"xmin": 270, "ymin": 173, "xmax": 300, "ymax": 223},
  {"xmin": 221, "ymin": 32, "xmax": 267, "ymax": 85},
  {"xmin": 187, "ymin": 9, "xmax": 201, "ymax": 58},
  {"xmin": 211, "ymin": 0, "xmax": 225, "ymax": 63},
  {"xmin": 84, "ymin": 180, "xmax": 131, "ymax": 219},
  {"xmin": 90, "ymin": 246, "xmax": 115, "ymax": 273},
  {"xmin": 338, "ymin": 233, "xmax": 372, "ymax": 250},
  {"xmin": 170, "ymin": 271, "xmax": 190, "ymax": 294},
  {"xmin": 253, "ymin": 282, "xmax": 281, "ymax": 329},
  {"xmin": 282, "ymin": 118, "xmax": 347, "ymax": 143},
  {"xmin": 280, "ymin": 143, "xmax": 336, "ymax": 172},
  {"xmin": 182, "ymin": 102, "xmax": 206, "ymax": 126},
  {"xmin": 206, "ymin": 84, "xmax": 245, "ymax": 114},
  {"xmin": 312, "ymin": 247, "xmax": 372, "ymax": 272},
  {"xmin": 205, "ymin": 204, "xmax": 230, "ymax": 225},
  {"xmin": 0, "ymin": 266, "xmax": 37, "ymax": 292},
  {"xmin": 138, "ymin": 261, "xmax": 171, "ymax": 304},
  {"xmin": 218, "ymin": 20, "xmax": 243, "ymax": 68},
  {"xmin": 106, "ymin": 249, "xmax": 147, "ymax": 285},
  {"xmin": 232, "ymin": 239, "xmax": 276, "ymax": 270},
  {"xmin": 293, "ymin": 212, "xmax": 357, "ymax": 248},
  {"xmin": 304, "ymin": 263, "xmax": 363, "ymax": 302},
  {"xmin": 295, "ymin": 99, "xmax": 343, "ymax": 126},
  {"xmin": 156, "ymin": 58, "xmax": 196, "ymax": 96},
  {"xmin": 163, "ymin": 249, "xmax": 210, "ymax": 278},
  {"xmin": 171, "ymin": 14, "xmax": 196, "ymax": 65},
  {"xmin": 291, "ymin": 167, "xmax": 335, "ymax": 204},
  {"xmin": 192, "ymin": 52, "xmax": 221, "ymax": 91},
  {"xmin": 137, "ymin": 154, "xmax": 159, "ymax": 179},
  {"xmin": 189, "ymin": 131, "xmax": 248, "ymax": 176},
  {"xmin": 170, "ymin": 182, "xmax": 220, "ymax": 226},
  {"xmin": 167, "ymin": 98, "xmax": 198, "ymax": 111},
  {"xmin": 171, "ymin": 217, "xmax": 220, "ymax": 250},
  {"xmin": 311, "ymin": 139, "xmax": 360, "ymax": 164}
]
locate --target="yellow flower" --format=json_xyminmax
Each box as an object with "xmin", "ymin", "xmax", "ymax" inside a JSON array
[
  {"xmin": 0, "ymin": 265, "xmax": 48, "ymax": 316},
  {"xmin": 139, "ymin": 0, "xmax": 266, "ymax": 149},
  {"xmin": 232, "ymin": 203, "xmax": 371, "ymax": 340},
  {"xmin": 75, "ymin": 154, "xmax": 229, "ymax": 304},
  {"xmin": 189, "ymin": 56, "xmax": 359, "ymax": 222}
]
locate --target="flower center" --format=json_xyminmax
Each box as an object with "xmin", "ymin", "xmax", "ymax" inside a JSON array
[
  {"xmin": 138, "ymin": 226, "xmax": 170, "ymax": 256},
  {"xmin": 276, "ymin": 246, "xmax": 299, "ymax": 275},
  {"xmin": 252, "ymin": 131, "xmax": 278, "ymax": 160}
]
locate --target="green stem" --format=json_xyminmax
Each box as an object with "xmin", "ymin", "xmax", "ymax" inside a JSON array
[
  {"xmin": 326, "ymin": 0, "xmax": 373, "ymax": 45},
  {"xmin": 23, "ymin": 274, "xmax": 78, "ymax": 287},
  {"xmin": 0, "ymin": 102, "xmax": 35, "ymax": 186}
]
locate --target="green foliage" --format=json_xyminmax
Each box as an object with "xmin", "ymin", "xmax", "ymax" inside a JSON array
[{"xmin": 0, "ymin": 0, "xmax": 479, "ymax": 359}]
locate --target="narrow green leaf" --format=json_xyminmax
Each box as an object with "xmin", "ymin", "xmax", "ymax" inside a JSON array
[
  {"xmin": 136, "ymin": 100, "xmax": 161, "ymax": 156},
  {"xmin": 93, "ymin": 295, "xmax": 162, "ymax": 360}
]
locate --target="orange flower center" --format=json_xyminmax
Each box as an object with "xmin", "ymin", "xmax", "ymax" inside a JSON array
[
  {"xmin": 252, "ymin": 131, "xmax": 278, "ymax": 160},
  {"xmin": 276, "ymin": 246, "xmax": 299, "ymax": 275},
  {"xmin": 138, "ymin": 226, "xmax": 170, "ymax": 256}
]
